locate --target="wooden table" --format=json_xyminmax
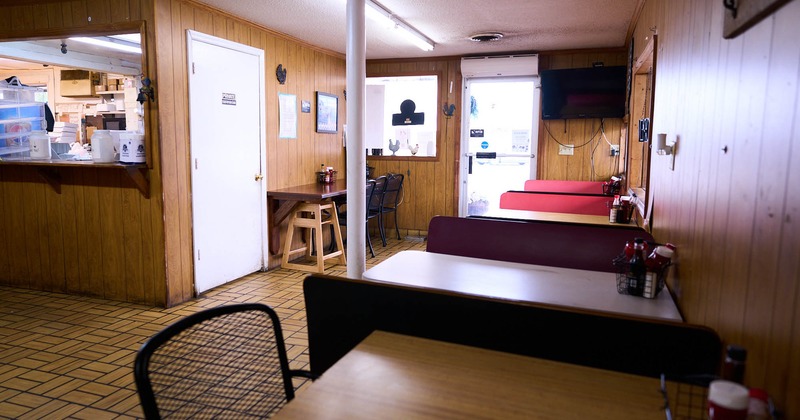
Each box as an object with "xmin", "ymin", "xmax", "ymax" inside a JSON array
[
  {"xmin": 266, "ymin": 179, "xmax": 347, "ymax": 254},
  {"xmin": 474, "ymin": 208, "xmax": 639, "ymax": 228},
  {"xmin": 362, "ymin": 250, "xmax": 682, "ymax": 321},
  {"xmin": 274, "ymin": 331, "xmax": 666, "ymax": 419}
]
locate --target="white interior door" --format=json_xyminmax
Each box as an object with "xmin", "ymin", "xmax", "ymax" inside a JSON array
[
  {"xmin": 459, "ymin": 77, "xmax": 540, "ymax": 216},
  {"xmin": 187, "ymin": 30, "xmax": 267, "ymax": 294}
]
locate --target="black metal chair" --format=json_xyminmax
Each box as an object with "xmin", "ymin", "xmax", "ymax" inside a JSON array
[
  {"xmin": 133, "ymin": 303, "xmax": 315, "ymax": 419},
  {"xmin": 337, "ymin": 179, "xmax": 378, "ymax": 257},
  {"xmin": 369, "ymin": 175, "xmax": 389, "ymax": 246},
  {"xmin": 380, "ymin": 173, "xmax": 405, "ymax": 242}
]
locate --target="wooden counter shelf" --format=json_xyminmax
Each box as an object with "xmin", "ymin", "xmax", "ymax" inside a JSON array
[{"xmin": 0, "ymin": 159, "xmax": 150, "ymax": 198}]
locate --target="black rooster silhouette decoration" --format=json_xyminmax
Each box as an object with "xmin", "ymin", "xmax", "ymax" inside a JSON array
[
  {"xmin": 137, "ymin": 77, "xmax": 154, "ymax": 104},
  {"xmin": 442, "ymin": 103, "xmax": 456, "ymax": 118},
  {"xmin": 276, "ymin": 64, "xmax": 287, "ymax": 85}
]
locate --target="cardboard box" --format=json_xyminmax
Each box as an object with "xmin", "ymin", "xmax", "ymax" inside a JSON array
[{"xmin": 60, "ymin": 70, "xmax": 97, "ymax": 97}]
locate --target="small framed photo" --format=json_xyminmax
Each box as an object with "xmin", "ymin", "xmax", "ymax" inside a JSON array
[
  {"xmin": 316, "ymin": 91, "xmax": 338, "ymax": 134},
  {"xmin": 301, "ymin": 100, "xmax": 311, "ymax": 113}
]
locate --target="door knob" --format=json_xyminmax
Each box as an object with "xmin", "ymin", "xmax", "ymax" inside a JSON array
[{"xmin": 254, "ymin": 174, "xmax": 263, "ymax": 181}]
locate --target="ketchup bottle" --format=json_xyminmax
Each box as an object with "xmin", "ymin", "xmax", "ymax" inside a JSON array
[
  {"xmin": 626, "ymin": 238, "xmax": 646, "ymax": 296},
  {"xmin": 646, "ymin": 245, "xmax": 674, "ymax": 271}
]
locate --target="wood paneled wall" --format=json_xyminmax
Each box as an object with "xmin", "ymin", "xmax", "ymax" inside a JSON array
[
  {"xmin": 633, "ymin": 1, "xmax": 800, "ymax": 416},
  {"xmin": 365, "ymin": 58, "xmax": 462, "ymax": 234},
  {"xmin": 364, "ymin": 53, "xmax": 627, "ymax": 234},
  {"xmin": 0, "ymin": 0, "xmax": 346, "ymax": 306},
  {"xmin": 0, "ymin": 0, "xmax": 166, "ymax": 306},
  {"xmin": 152, "ymin": 0, "xmax": 346, "ymax": 279},
  {"xmin": 536, "ymin": 51, "xmax": 627, "ymax": 181}
]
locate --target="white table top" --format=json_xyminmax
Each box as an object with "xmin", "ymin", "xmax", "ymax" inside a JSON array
[{"xmin": 362, "ymin": 250, "xmax": 682, "ymax": 322}]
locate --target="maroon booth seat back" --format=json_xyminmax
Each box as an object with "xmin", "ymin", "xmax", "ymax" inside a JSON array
[
  {"xmin": 523, "ymin": 180, "xmax": 607, "ymax": 195},
  {"xmin": 426, "ymin": 216, "xmax": 653, "ymax": 272},
  {"xmin": 499, "ymin": 191, "xmax": 612, "ymax": 216}
]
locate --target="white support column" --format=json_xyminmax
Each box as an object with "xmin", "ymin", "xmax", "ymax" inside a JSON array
[{"xmin": 346, "ymin": 0, "xmax": 367, "ymax": 278}]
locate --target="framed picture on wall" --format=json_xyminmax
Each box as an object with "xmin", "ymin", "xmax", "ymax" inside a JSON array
[{"xmin": 316, "ymin": 91, "xmax": 338, "ymax": 133}]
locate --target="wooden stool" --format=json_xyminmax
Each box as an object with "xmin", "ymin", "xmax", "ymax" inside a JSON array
[{"xmin": 281, "ymin": 201, "xmax": 346, "ymax": 272}]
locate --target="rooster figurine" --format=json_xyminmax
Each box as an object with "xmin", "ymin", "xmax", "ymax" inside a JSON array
[
  {"xmin": 442, "ymin": 103, "xmax": 456, "ymax": 118},
  {"xmin": 409, "ymin": 143, "xmax": 419, "ymax": 156},
  {"xmin": 388, "ymin": 139, "xmax": 400, "ymax": 156}
]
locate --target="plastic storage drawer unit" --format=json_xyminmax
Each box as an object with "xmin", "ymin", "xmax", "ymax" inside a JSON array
[{"xmin": 0, "ymin": 83, "xmax": 46, "ymax": 157}]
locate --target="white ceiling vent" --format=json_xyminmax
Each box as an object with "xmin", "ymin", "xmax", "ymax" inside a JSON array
[{"xmin": 460, "ymin": 54, "xmax": 539, "ymax": 78}]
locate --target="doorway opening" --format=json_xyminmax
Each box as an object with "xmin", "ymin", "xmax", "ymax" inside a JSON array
[{"xmin": 459, "ymin": 77, "xmax": 540, "ymax": 216}]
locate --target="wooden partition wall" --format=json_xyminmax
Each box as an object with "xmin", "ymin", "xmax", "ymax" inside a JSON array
[
  {"xmin": 0, "ymin": 0, "xmax": 347, "ymax": 306},
  {"xmin": 364, "ymin": 52, "xmax": 626, "ymax": 235},
  {"xmin": 633, "ymin": 1, "xmax": 800, "ymax": 416},
  {"xmin": 0, "ymin": 1, "xmax": 166, "ymax": 306},
  {"xmin": 152, "ymin": 0, "xmax": 346, "ymax": 281}
]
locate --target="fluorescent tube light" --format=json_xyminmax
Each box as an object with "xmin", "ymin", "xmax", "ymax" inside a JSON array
[
  {"xmin": 394, "ymin": 23, "xmax": 434, "ymax": 51},
  {"xmin": 365, "ymin": 1, "xmax": 394, "ymax": 27},
  {"xmin": 69, "ymin": 36, "xmax": 142, "ymax": 54},
  {"xmin": 364, "ymin": 0, "xmax": 434, "ymax": 51}
]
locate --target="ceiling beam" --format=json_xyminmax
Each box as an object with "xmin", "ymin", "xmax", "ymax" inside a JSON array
[{"xmin": 0, "ymin": 41, "xmax": 141, "ymax": 75}]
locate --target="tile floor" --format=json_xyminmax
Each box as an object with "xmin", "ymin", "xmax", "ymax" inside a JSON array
[{"xmin": 0, "ymin": 237, "xmax": 426, "ymax": 419}]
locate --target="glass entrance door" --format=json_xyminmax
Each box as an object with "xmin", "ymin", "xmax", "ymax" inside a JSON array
[{"xmin": 460, "ymin": 78, "xmax": 539, "ymax": 216}]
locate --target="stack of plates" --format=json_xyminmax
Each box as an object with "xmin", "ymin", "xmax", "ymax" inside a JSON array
[{"xmin": 52, "ymin": 122, "xmax": 79, "ymax": 143}]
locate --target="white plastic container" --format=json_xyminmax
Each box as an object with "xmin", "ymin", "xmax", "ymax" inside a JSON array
[
  {"xmin": 0, "ymin": 81, "xmax": 45, "ymax": 154},
  {"xmin": 28, "ymin": 130, "xmax": 51, "ymax": 159},
  {"xmin": 91, "ymin": 129, "xmax": 115, "ymax": 163},
  {"xmin": 119, "ymin": 132, "xmax": 146, "ymax": 163}
]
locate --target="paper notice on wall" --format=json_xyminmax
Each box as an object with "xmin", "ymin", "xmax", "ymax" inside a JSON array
[
  {"xmin": 279, "ymin": 93, "xmax": 297, "ymax": 139},
  {"xmin": 511, "ymin": 129, "xmax": 529, "ymax": 153}
]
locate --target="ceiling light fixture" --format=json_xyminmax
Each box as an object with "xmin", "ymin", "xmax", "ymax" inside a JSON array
[
  {"xmin": 365, "ymin": 0, "xmax": 434, "ymax": 51},
  {"xmin": 68, "ymin": 36, "xmax": 142, "ymax": 54}
]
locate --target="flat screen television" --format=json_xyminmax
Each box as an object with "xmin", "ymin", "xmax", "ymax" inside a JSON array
[{"xmin": 540, "ymin": 66, "xmax": 627, "ymax": 120}]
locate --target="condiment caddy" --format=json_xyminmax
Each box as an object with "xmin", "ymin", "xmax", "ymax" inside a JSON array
[
  {"xmin": 612, "ymin": 238, "xmax": 674, "ymax": 298},
  {"xmin": 316, "ymin": 164, "xmax": 337, "ymax": 184}
]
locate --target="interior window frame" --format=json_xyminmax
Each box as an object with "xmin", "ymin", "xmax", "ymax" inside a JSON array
[{"xmin": 365, "ymin": 69, "xmax": 443, "ymax": 162}]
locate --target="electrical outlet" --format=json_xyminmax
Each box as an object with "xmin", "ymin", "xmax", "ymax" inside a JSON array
[
  {"xmin": 610, "ymin": 145, "xmax": 620, "ymax": 156},
  {"xmin": 558, "ymin": 144, "xmax": 574, "ymax": 156}
]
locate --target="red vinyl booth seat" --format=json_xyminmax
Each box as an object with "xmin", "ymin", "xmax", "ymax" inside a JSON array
[
  {"xmin": 499, "ymin": 191, "xmax": 612, "ymax": 216},
  {"xmin": 523, "ymin": 180, "xmax": 607, "ymax": 195}
]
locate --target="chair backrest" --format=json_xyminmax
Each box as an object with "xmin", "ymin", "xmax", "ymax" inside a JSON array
[
  {"xmin": 365, "ymin": 179, "xmax": 376, "ymax": 218},
  {"xmin": 382, "ymin": 173, "xmax": 404, "ymax": 210},
  {"xmin": 134, "ymin": 303, "xmax": 296, "ymax": 419},
  {"xmin": 369, "ymin": 175, "xmax": 388, "ymax": 213}
]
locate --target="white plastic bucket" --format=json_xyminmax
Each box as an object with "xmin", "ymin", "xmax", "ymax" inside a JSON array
[{"xmin": 119, "ymin": 132, "xmax": 145, "ymax": 163}]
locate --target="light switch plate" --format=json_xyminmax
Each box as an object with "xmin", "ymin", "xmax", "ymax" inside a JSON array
[{"xmin": 558, "ymin": 144, "xmax": 574, "ymax": 156}]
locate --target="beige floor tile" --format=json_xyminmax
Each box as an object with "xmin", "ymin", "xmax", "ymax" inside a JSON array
[{"xmin": 0, "ymin": 237, "xmax": 425, "ymax": 416}]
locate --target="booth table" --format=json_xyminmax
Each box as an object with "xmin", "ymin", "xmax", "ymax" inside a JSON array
[
  {"xmin": 273, "ymin": 331, "xmax": 666, "ymax": 419},
  {"xmin": 362, "ymin": 250, "xmax": 682, "ymax": 322}
]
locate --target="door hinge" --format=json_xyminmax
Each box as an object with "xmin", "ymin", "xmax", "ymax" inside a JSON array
[
  {"xmin": 197, "ymin": 249, "xmax": 200, "ymax": 260},
  {"xmin": 195, "ymin": 158, "xmax": 198, "ymax": 170},
  {"xmin": 192, "ymin": 62, "xmax": 196, "ymax": 74}
]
